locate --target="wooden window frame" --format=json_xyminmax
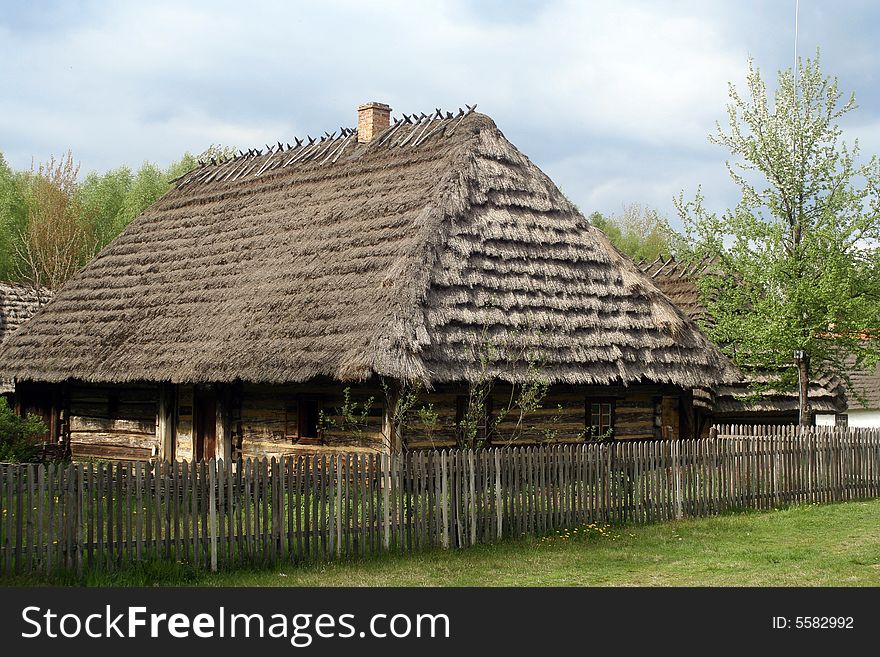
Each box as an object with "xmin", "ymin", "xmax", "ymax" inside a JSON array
[{"xmin": 585, "ymin": 397, "xmax": 616, "ymax": 440}]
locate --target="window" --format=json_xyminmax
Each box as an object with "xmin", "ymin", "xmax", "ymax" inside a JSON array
[{"xmin": 585, "ymin": 397, "xmax": 615, "ymax": 439}]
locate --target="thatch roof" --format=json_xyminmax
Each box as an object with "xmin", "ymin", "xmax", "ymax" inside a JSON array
[
  {"xmin": 636, "ymin": 255, "xmax": 847, "ymax": 415},
  {"xmin": 0, "ymin": 282, "xmax": 52, "ymax": 393},
  {"xmin": 0, "ymin": 109, "xmax": 737, "ymax": 389},
  {"xmin": 714, "ymin": 373, "xmax": 847, "ymax": 416},
  {"xmin": 843, "ymin": 356, "xmax": 880, "ymax": 410},
  {"xmin": 637, "ymin": 254, "xmax": 716, "ymax": 327}
]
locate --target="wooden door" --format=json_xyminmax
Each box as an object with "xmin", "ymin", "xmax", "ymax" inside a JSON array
[{"xmin": 193, "ymin": 387, "xmax": 217, "ymax": 461}]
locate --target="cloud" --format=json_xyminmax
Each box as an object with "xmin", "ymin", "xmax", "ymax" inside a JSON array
[{"xmin": 1, "ymin": 0, "xmax": 879, "ymax": 225}]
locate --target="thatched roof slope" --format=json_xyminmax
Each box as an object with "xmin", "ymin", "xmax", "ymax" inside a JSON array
[
  {"xmin": 0, "ymin": 110, "xmax": 737, "ymax": 388},
  {"xmin": 637, "ymin": 255, "xmax": 715, "ymax": 327},
  {"xmin": 715, "ymin": 373, "xmax": 847, "ymax": 416},
  {"xmin": 844, "ymin": 356, "xmax": 880, "ymax": 410},
  {"xmin": 0, "ymin": 282, "xmax": 52, "ymax": 393}
]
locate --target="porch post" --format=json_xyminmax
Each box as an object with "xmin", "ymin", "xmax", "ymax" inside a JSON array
[
  {"xmin": 382, "ymin": 380, "xmax": 401, "ymax": 453},
  {"xmin": 157, "ymin": 383, "xmax": 176, "ymax": 461}
]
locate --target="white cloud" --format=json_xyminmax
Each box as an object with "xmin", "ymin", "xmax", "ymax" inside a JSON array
[{"xmin": 1, "ymin": 0, "xmax": 877, "ymax": 221}]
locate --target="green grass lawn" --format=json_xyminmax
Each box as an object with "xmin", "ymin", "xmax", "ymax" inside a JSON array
[{"xmin": 5, "ymin": 499, "xmax": 880, "ymax": 586}]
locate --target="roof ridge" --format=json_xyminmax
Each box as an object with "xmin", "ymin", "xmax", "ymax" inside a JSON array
[{"xmin": 173, "ymin": 104, "xmax": 480, "ymax": 190}]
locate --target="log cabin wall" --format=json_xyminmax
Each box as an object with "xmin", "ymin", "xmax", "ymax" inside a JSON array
[
  {"xmin": 238, "ymin": 382, "xmax": 386, "ymax": 460},
  {"xmin": 175, "ymin": 385, "xmax": 195, "ymax": 461},
  {"xmin": 403, "ymin": 384, "xmax": 686, "ymax": 448},
  {"xmin": 67, "ymin": 382, "xmax": 159, "ymax": 461},
  {"xmin": 15, "ymin": 380, "xmax": 693, "ymax": 463}
]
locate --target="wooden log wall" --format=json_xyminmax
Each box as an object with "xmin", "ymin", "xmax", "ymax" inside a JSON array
[
  {"xmin": 2, "ymin": 424, "xmax": 878, "ymax": 577},
  {"xmin": 405, "ymin": 384, "xmax": 674, "ymax": 448},
  {"xmin": 239, "ymin": 383, "xmax": 385, "ymax": 460},
  {"xmin": 31, "ymin": 381, "xmax": 685, "ymax": 462},
  {"xmin": 67, "ymin": 383, "xmax": 159, "ymax": 461},
  {"xmin": 175, "ymin": 386, "xmax": 195, "ymax": 461}
]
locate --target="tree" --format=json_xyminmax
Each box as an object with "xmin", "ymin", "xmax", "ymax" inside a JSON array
[
  {"xmin": 77, "ymin": 165, "xmax": 134, "ymax": 250},
  {"xmin": 676, "ymin": 52, "xmax": 880, "ymax": 426},
  {"xmin": 589, "ymin": 204, "xmax": 675, "ymax": 262},
  {"xmin": 0, "ymin": 154, "xmax": 31, "ymax": 281},
  {"xmin": 16, "ymin": 151, "xmax": 94, "ymax": 290}
]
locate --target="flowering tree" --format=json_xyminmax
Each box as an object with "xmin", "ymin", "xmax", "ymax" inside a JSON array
[{"xmin": 677, "ymin": 53, "xmax": 880, "ymax": 426}]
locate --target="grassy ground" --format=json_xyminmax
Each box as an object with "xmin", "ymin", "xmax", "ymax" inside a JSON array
[{"xmin": 4, "ymin": 499, "xmax": 879, "ymax": 586}]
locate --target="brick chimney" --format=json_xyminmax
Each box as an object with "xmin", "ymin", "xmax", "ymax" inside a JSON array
[{"xmin": 357, "ymin": 102, "xmax": 391, "ymax": 143}]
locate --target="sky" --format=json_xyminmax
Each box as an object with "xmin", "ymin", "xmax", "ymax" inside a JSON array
[{"xmin": 2, "ymin": 0, "xmax": 880, "ymax": 228}]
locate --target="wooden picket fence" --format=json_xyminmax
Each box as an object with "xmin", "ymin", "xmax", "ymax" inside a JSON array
[{"xmin": 1, "ymin": 424, "xmax": 879, "ymax": 577}]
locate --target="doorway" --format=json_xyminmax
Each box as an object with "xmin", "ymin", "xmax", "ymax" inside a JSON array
[{"xmin": 193, "ymin": 386, "xmax": 217, "ymax": 461}]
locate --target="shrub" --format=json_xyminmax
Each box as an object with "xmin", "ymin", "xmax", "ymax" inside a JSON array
[{"xmin": 0, "ymin": 396, "xmax": 46, "ymax": 462}]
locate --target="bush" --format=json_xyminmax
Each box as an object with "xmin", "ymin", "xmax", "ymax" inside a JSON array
[{"xmin": 0, "ymin": 396, "xmax": 46, "ymax": 462}]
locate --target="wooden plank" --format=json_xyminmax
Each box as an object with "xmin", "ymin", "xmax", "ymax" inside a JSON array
[
  {"xmin": 370, "ymin": 453, "xmax": 378, "ymax": 556},
  {"xmin": 312, "ymin": 456, "xmax": 320, "ymax": 562},
  {"xmin": 248, "ymin": 459, "xmax": 257, "ymax": 564},
  {"xmin": 36, "ymin": 464, "xmax": 46, "ymax": 576},
  {"xmin": 74, "ymin": 463, "xmax": 83, "ymax": 577},
  {"xmin": 180, "ymin": 460, "xmax": 190, "ymax": 564},
  {"xmin": 359, "ymin": 453, "xmax": 367, "ymax": 558},
  {"xmin": 225, "ymin": 459, "xmax": 234, "ymax": 565},
  {"xmin": 14, "ymin": 466, "xmax": 23, "ymax": 574},
  {"xmin": 440, "ymin": 451, "xmax": 449, "ymax": 549},
  {"xmin": 23, "ymin": 464, "xmax": 33, "ymax": 573},
  {"xmin": 172, "ymin": 461, "xmax": 182, "ymax": 562},
  {"xmin": 218, "ymin": 460, "xmax": 226, "ymax": 565},
  {"xmin": 382, "ymin": 453, "xmax": 390, "ymax": 552},
  {"xmin": 241, "ymin": 459, "xmax": 250, "ymax": 565},
  {"xmin": 494, "ymin": 450, "xmax": 503, "ymax": 540},
  {"xmin": 334, "ymin": 455, "xmax": 342, "ymax": 558},
  {"xmin": 209, "ymin": 459, "xmax": 218, "ymax": 572},
  {"xmin": 469, "ymin": 450, "xmax": 477, "ymax": 546},
  {"xmin": 104, "ymin": 462, "xmax": 114, "ymax": 570},
  {"xmin": 163, "ymin": 461, "xmax": 172, "ymax": 561}
]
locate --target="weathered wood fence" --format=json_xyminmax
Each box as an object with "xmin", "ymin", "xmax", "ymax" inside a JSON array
[{"xmin": 1, "ymin": 424, "xmax": 879, "ymax": 577}]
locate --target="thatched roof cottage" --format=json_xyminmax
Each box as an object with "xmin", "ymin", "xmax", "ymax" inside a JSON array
[
  {"xmin": 637, "ymin": 255, "xmax": 847, "ymax": 429},
  {"xmin": 0, "ymin": 103, "xmax": 737, "ymax": 461}
]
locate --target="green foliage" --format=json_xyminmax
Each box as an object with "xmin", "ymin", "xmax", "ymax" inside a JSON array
[
  {"xmin": 676, "ymin": 52, "xmax": 880, "ymax": 417},
  {"xmin": 78, "ymin": 166, "xmax": 134, "ymax": 250},
  {"xmin": 0, "ymin": 155, "xmax": 32, "ymax": 281},
  {"xmin": 380, "ymin": 379, "xmax": 443, "ymax": 449},
  {"xmin": 589, "ymin": 204, "xmax": 676, "ymax": 262},
  {"xmin": 319, "ymin": 387, "xmax": 376, "ymax": 442},
  {"xmin": 0, "ymin": 397, "xmax": 46, "ymax": 463}
]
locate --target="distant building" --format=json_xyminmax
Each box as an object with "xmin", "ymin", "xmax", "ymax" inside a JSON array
[
  {"xmin": 816, "ymin": 359, "xmax": 880, "ymax": 428},
  {"xmin": 0, "ymin": 281, "xmax": 51, "ymax": 397}
]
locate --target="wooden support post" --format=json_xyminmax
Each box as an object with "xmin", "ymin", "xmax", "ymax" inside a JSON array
[{"xmin": 157, "ymin": 383, "xmax": 176, "ymax": 462}]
